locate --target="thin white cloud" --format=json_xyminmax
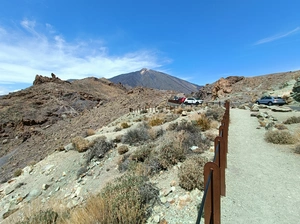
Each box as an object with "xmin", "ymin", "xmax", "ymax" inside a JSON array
[
  {"xmin": 254, "ymin": 27, "xmax": 300, "ymax": 45},
  {"xmin": 0, "ymin": 19, "xmax": 167, "ymax": 89}
]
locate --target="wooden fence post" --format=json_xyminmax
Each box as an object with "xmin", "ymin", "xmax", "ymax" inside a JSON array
[{"xmin": 204, "ymin": 162, "xmax": 221, "ymax": 224}]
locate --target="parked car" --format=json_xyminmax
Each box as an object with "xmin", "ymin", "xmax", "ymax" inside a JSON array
[
  {"xmin": 183, "ymin": 97, "xmax": 203, "ymax": 105},
  {"xmin": 255, "ymin": 96, "xmax": 286, "ymax": 106}
]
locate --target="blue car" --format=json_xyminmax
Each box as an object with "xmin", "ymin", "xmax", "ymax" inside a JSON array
[{"xmin": 255, "ymin": 96, "xmax": 286, "ymax": 106}]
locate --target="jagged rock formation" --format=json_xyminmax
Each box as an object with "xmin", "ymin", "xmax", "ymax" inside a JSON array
[
  {"xmin": 196, "ymin": 76, "xmax": 244, "ymax": 100},
  {"xmin": 291, "ymin": 77, "xmax": 300, "ymax": 102},
  {"xmin": 33, "ymin": 73, "xmax": 67, "ymax": 85}
]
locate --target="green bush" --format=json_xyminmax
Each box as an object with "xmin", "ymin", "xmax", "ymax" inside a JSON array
[
  {"xmin": 178, "ymin": 156, "xmax": 207, "ymax": 191},
  {"xmin": 265, "ymin": 130, "xmax": 295, "ymax": 144},
  {"xmin": 283, "ymin": 116, "xmax": 300, "ymax": 124}
]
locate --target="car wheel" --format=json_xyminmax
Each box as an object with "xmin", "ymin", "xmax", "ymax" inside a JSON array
[
  {"xmin": 256, "ymin": 101, "xmax": 260, "ymax": 105},
  {"xmin": 268, "ymin": 102, "xmax": 272, "ymax": 106},
  {"xmin": 195, "ymin": 102, "xmax": 199, "ymax": 105}
]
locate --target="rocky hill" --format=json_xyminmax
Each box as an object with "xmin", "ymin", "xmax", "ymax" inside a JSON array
[
  {"xmin": 197, "ymin": 70, "xmax": 300, "ymax": 104},
  {"xmin": 0, "ymin": 74, "xmax": 175, "ymax": 183},
  {"xmin": 1, "ymin": 70, "xmax": 300, "ymax": 223},
  {"xmin": 109, "ymin": 68, "xmax": 201, "ymax": 94}
]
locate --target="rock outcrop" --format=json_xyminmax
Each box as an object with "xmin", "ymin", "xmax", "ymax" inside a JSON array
[
  {"xmin": 33, "ymin": 73, "xmax": 67, "ymax": 85},
  {"xmin": 291, "ymin": 77, "xmax": 300, "ymax": 102}
]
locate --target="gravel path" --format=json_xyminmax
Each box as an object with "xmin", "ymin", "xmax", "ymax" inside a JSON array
[{"xmin": 221, "ymin": 108, "xmax": 300, "ymax": 224}]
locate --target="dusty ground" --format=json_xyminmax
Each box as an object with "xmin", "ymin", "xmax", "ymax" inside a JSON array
[{"xmin": 222, "ymin": 108, "xmax": 300, "ymax": 224}]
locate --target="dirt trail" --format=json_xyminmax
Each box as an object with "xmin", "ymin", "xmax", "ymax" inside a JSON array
[{"xmin": 221, "ymin": 109, "xmax": 300, "ymax": 224}]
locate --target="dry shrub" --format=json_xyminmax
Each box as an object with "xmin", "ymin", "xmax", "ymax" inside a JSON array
[
  {"xmin": 158, "ymin": 142, "xmax": 186, "ymax": 169},
  {"xmin": 131, "ymin": 145, "xmax": 153, "ymax": 162},
  {"xmin": 121, "ymin": 122, "xmax": 130, "ymax": 129},
  {"xmin": 176, "ymin": 119, "xmax": 199, "ymax": 133},
  {"xmin": 196, "ymin": 115, "xmax": 211, "ymax": 131},
  {"xmin": 122, "ymin": 123, "xmax": 150, "ymax": 145},
  {"xmin": 164, "ymin": 114, "xmax": 179, "ymax": 123},
  {"xmin": 205, "ymin": 130, "xmax": 218, "ymax": 141},
  {"xmin": 210, "ymin": 120, "xmax": 219, "ymax": 129},
  {"xmin": 64, "ymin": 175, "xmax": 158, "ymax": 224},
  {"xmin": 86, "ymin": 129, "xmax": 96, "ymax": 136},
  {"xmin": 14, "ymin": 168, "xmax": 22, "ymax": 177},
  {"xmin": 117, "ymin": 145, "xmax": 129, "ymax": 155},
  {"xmin": 85, "ymin": 138, "xmax": 113, "ymax": 165},
  {"xmin": 258, "ymin": 120, "xmax": 266, "ymax": 127},
  {"xmin": 175, "ymin": 108, "xmax": 183, "ymax": 114},
  {"xmin": 167, "ymin": 122, "xmax": 178, "ymax": 131},
  {"xmin": 265, "ymin": 130, "xmax": 296, "ymax": 144},
  {"xmin": 274, "ymin": 123, "xmax": 288, "ymax": 130},
  {"xmin": 148, "ymin": 127, "xmax": 164, "ymax": 140},
  {"xmin": 16, "ymin": 209, "xmax": 58, "ymax": 224},
  {"xmin": 114, "ymin": 134, "xmax": 123, "ymax": 143},
  {"xmin": 178, "ymin": 156, "xmax": 207, "ymax": 191},
  {"xmin": 148, "ymin": 117, "xmax": 164, "ymax": 126},
  {"xmin": 72, "ymin": 136, "xmax": 91, "ymax": 152},
  {"xmin": 205, "ymin": 106, "xmax": 225, "ymax": 121},
  {"xmin": 283, "ymin": 116, "xmax": 300, "ymax": 124},
  {"xmin": 294, "ymin": 144, "xmax": 300, "ymax": 154}
]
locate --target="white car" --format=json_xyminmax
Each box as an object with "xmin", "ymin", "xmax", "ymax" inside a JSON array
[{"xmin": 183, "ymin": 97, "xmax": 203, "ymax": 105}]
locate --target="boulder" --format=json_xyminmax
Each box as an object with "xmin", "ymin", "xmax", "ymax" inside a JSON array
[
  {"xmin": 271, "ymin": 107, "xmax": 292, "ymax": 112},
  {"xmin": 251, "ymin": 105, "xmax": 259, "ymax": 112}
]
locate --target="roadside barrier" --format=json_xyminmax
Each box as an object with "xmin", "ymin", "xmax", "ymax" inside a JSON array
[{"xmin": 196, "ymin": 101, "xmax": 230, "ymax": 224}]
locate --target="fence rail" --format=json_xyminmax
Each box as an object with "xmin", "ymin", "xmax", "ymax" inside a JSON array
[{"xmin": 196, "ymin": 101, "xmax": 230, "ymax": 224}]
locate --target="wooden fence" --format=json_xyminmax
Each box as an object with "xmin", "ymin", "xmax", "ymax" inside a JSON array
[{"xmin": 196, "ymin": 101, "xmax": 230, "ymax": 224}]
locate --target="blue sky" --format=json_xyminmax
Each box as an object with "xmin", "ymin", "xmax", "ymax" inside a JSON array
[{"xmin": 1, "ymin": 0, "xmax": 300, "ymax": 95}]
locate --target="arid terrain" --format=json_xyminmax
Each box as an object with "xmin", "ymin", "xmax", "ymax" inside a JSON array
[{"xmin": 0, "ymin": 71, "xmax": 300, "ymax": 223}]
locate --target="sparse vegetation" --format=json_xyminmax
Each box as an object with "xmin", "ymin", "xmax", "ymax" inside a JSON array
[
  {"xmin": 148, "ymin": 117, "xmax": 164, "ymax": 126},
  {"xmin": 283, "ymin": 116, "xmax": 300, "ymax": 124},
  {"xmin": 117, "ymin": 145, "xmax": 129, "ymax": 155},
  {"xmin": 274, "ymin": 123, "xmax": 288, "ymax": 130},
  {"xmin": 85, "ymin": 137, "xmax": 113, "ymax": 165},
  {"xmin": 265, "ymin": 130, "xmax": 295, "ymax": 144},
  {"xmin": 294, "ymin": 144, "xmax": 300, "ymax": 154},
  {"xmin": 131, "ymin": 145, "xmax": 153, "ymax": 162},
  {"xmin": 158, "ymin": 142, "xmax": 186, "ymax": 169},
  {"xmin": 205, "ymin": 106, "xmax": 225, "ymax": 121},
  {"xmin": 148, "ymin": 127, "xmax": 164, "ymax": 140},
  {"xmin": 63, "ymin": 175, "xmax": 158, "ymax": 224},
  {"xmin": 121, "ymin": 122, "xmax": 130, "ymax": 129},
  {"xmin": 122, "ymin": 123, "xmax": 150, "ymax": 145},
  {"xmin": 72, "ymin": 136, "xmax": 91, "ymax": 152},
  {"xmin": 196, "ymin": 115, "xmax": 211, "ymax": 131},
  {"xmin": 13, "ymin": 168, "xmax": 22, "ymax": 177},
  {"xmin": 86, "ymin": 129, "xmax": 96, "ymax": 136},
  {"xmin": 178, "ymin": 156, "xmax": 207, "ymax": 191},
  {"xmin": 16, "ymin": 209, "xmax": 58, "ymax": 224}
]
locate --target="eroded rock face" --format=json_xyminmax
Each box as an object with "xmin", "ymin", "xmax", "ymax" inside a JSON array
[
  {"xmin": 291, "ymin": 77, "xmax": 300, "ymax": 102},
  {"xmin": 33, "ymin": 73, "xmax": 67, "ymax": 85},
  {"xmin": 211, "ymin": 76, "xmax": 244, "ymax": 100}
]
